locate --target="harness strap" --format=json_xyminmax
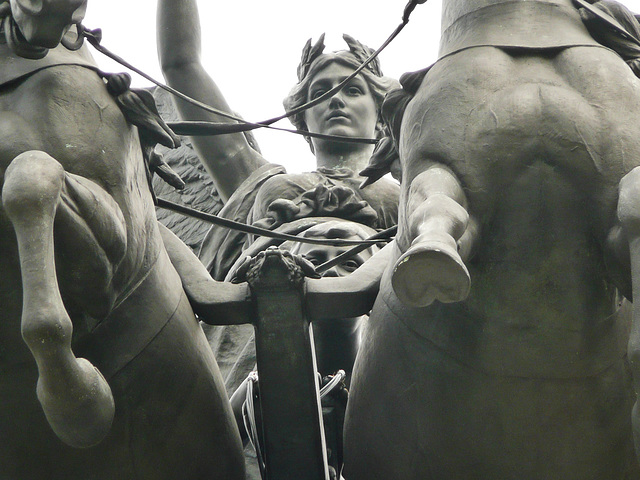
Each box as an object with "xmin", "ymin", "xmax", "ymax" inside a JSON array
[
  {"xmin": 74, "ymin": 251, "xmax": 183, "ymax": 379},
  {"xmin": 0, "ymin": 37, "xmax": 97, "ymax": 88},
  {"xmin": 167, "ymin": 120, "xmax": 378, "ymax": 145},
  {"xmin": 157, "ymin": 197, "xmax": 392, "ymax": 247},
  {"xmin": 439, "ymin": 1, "xmax": 600, "ymax": 58}
]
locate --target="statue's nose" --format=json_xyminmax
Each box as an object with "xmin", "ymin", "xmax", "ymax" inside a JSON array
[{"xmin": 321, "ymin": 268, "xmax": 340, "ymax": 278}]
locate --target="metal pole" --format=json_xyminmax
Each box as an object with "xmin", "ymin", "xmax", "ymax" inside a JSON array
[{"xmin": 246, "ymin": 248, "xmax": 329, "ymax": 480}]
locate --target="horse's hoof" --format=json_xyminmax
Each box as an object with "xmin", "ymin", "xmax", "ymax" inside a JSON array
[
  {"xmin": 392, "ymin": 239, "xmax": 470, "ymax": 307},
  {"xmin": 37, "ymin": 358, "xmax": 115, "ymax": 449}
]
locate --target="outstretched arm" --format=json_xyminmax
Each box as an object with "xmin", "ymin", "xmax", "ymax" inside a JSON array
[{"xmin": 157, "ymin": 0, "xmax": 268, "ymax": 202}]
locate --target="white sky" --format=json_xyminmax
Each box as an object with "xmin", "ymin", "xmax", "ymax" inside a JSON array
[
  {"xmin": 82, "ymin": 0, "xmax": 443, "ymax": 174},
  {"xmin": 82, "ymin": 0, "xmax": 640, "ymax": 174}
]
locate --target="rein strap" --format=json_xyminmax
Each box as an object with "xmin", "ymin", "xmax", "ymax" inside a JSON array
[{"xmin": 156, "ymin": 198, "xmax": 394, "ymax": 247}]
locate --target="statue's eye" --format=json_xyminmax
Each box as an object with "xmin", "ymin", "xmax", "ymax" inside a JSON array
[
  {"xmin": 303, "ymin": 255, "xmax": 321, "ymax": 266},
  {"xmin": 311, "ymin": 89, "xmax": 327, "ymax": 100},
  {"xmin": 341, "ymin": 259, "xmax": 361, "ymax": 272}
]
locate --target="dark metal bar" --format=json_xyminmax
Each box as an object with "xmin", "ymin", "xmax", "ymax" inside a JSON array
[{"xmin": 247, "ymin": 249, "xmax": 329, "ymax": 480}]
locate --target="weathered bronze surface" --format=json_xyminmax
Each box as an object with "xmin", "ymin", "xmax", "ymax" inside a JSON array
[
  {"xmin": 156, "ymin": 0, "xmax": 400, "ymax": 391},
  {"xmin": 247, "ymin": 248, "xmax": 329, "ymax": 480},
  {"xmin": 344, "ymin": 0, "xmax": 640, "ymax": 479},
  {"xmin": 0, "ymin": 4, "xmax": 244, "ymax": 479},
  {"xmin": 156, "ymin": 2, "xmax": 404, "ymax": 477},
  {"xmin": 8, "ymin": 0, "xmax": 640, "ymax": 478}
]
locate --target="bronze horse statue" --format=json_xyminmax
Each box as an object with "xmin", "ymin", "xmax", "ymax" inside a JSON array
[
  {"xmin": 344, "ymin": 0, "xmax": 640, "ymax": 478},
  {"xmin": 0, "ymin": 2, "xmax": 244, "ymax": 479}
]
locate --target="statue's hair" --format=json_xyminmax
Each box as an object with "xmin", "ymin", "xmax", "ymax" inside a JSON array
[
  {"xmin": 283, "ymin": 219, "xmax": 380, "ymax": 254},
  {"xmin": 299, "ymin": 219, "xmax": 378, "ymax": 241},
  {"xmin": 283, "ymin": 35, "xmax": 400, "ymax": 153}
]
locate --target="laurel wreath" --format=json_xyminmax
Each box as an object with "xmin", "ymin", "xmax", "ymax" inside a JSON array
[{"xmin": 296, "ymin": 33, "xmax": 383, "ymax": 82}]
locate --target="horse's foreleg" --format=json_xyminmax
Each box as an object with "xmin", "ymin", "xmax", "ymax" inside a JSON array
[
  {"xmin": 392, "ymin": 164, "xmax": 475, "ymax": 307},
  {"xmin": 2, "ymin": 151, "xmax": 115, "ymax": 448},
  {"xmin": 617, "ymin": 166, "xmax": 640, "ymax": 459}
]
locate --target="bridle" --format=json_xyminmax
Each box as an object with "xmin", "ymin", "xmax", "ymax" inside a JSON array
[{"xmin": 0, "ymin": 1, "xmax": 86, "ymax": 59}]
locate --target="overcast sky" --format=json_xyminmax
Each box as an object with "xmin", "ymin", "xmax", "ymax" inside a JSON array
[
  {"xmin": 82, "ymin": 0, "xmax": 640, "ymax": 173},
  {"xmin": 82, "ymin": 0, "xmax": 443, "ymax": 173}
]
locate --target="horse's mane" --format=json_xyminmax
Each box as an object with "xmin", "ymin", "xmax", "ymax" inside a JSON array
[{"xmin": 359, "ymin": 66, "xmax": 431, "ymax": 186}]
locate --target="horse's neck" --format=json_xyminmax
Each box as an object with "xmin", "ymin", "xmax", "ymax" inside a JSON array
[
  {"xmin": 441, "ymin": 0, "xmax": 574, "ymax": 30},
  {"xmin": 0, "ymin": 41, "xmax": 97, "ymax": 89}
]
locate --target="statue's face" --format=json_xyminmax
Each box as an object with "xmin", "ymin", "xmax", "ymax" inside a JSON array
[
  {"xmin": 295, "ymin": 242, "xmax": 374, "ymax": 277},
  {"xmin": 10, "ymin": 0, "xmax": 87, "ymax": 48},
  {"xmin": 304, "ymin": 62, "xmax": 378, "ymax": 141},
  {"xmin": 290, "ymin": 222, "xmax": 377, "ymax": 278}
]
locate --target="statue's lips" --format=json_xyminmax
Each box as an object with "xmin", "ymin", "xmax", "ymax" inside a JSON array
[{"xmin": 326, "ymin": 112, "xmax": 350, "ymax": 122}]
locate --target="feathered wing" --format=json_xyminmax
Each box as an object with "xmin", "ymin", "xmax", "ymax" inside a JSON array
[{"xmin": 152, "ymin": 87, "xmax": 225, "ymax": 251}]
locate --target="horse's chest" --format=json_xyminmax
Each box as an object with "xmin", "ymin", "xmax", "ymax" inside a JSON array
[
  {"xmin": 403, "ymin": 48, "xmax": 640, "ymax": 202},
  {"xmin": 399, "ymin": 48, "xmax": 638, "ymax": 332},
  {"xmin": 0, "ymin": 67, "xmax": 157, "ymax": 317},
  {"xmin": 0, "ymin": 67, "xmax": 138, "ymax": 189}
]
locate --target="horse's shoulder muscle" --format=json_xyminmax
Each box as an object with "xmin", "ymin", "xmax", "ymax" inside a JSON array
[
  {"xmin": 0, "ymin": 110, "xmax": 42, "ymax": 174},
  {"xmin": 0, "ymin": 67, "xmax": 137, "ymax": 182}
]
